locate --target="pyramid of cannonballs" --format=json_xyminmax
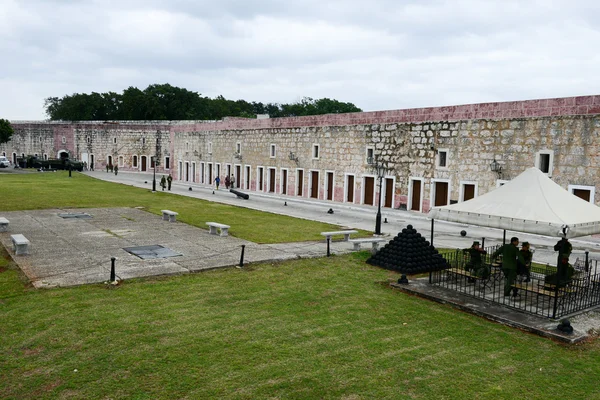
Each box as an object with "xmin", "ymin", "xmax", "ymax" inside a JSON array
[{"xmin": 367, "ymin": 225, "xmax": 450, "ymax": 274}]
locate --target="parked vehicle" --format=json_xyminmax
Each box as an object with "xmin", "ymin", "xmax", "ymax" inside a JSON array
[
  {"xmin": 0, "ymin": 156, "xmax": 10, "ymax": 168},
  {"xmin": 17, "ymin": 155, "xmax": 84, "ymax": 171}
]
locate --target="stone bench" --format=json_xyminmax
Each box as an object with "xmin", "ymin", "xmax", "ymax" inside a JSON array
[
  {"xmin": 11, "ymin": 234, "xmax": 30, "ymax": 255},
  {"xmin": 348, "ymin": 238, "xmax": 386, "ymax": 253},
  {"xmin": 320, "ymin": 230, "xmax": 358, "ymax": 242},
  {"xmin": 161, "ymin": 209, "xmax": 179, "ymax": 222},
  {"xmin": 0, "ymin": 217, "xmax": 8, "ymax": 232},
  {"xmin": 207, "ymin": 222, "xmax": 230, "ymax": 237}
]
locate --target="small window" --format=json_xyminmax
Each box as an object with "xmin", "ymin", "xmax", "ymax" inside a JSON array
[
  {"xmin": 39, "ymin": 136, "xmax": 42, "ymax": 143},
  {"xmin": 87, "ymin": 136, "xmax": 91, "ymax": 143},
  {"xmin": 62, "ymin": 136, "xmax": 66, "ymax": 144},
  {"xmin": 313, "ymin": 144, "xmax": 320, "ymax": 159},
  {"xmin": 132, "ymin": 155, "xmax": 138, "ymax": 168},
  {"xmin": 366, "ymin": 147, "xmax": 374, "ymax": 164},
  {"xmin": 539, "ymin": 154, "xmax": 550, "ymax": 173},
  {"xmin": 113, "ymin": 137, "xmax": 117, "ymax": 144},
  {"xmin": 186, "ymin": 142, "xmax": 189, "ymax": 150},
  {"xmin": 208, "ymin": 142, "xmax": 213, "ymax": 154},
  {"xmin": 165, "ymin": 156, "xmax": 170, "ymax": 169},
  {"xmin": 142, "ymin": 137, "xmax": 146, "ymax": 146},
  {"xmin": 236, "ymin": 142, "xmax": 241, "ymax": 153},
  {"xmin": 535, "ymin": 150, "xmax": 554, "ymax": 176},
  {"xmin": 34, "ymin": 153, "xmax": 38, "ymax": 157},
  {"xmin": 438, "ymin": 150, "xmax": 448, "ymax": 168},
  {"xmin": 270, "ymin": 144, "xmax": 276, "ymax": 158},
  {"xmin": 43, "ymin": 154, "xmax": 48, "ymax": 160}
]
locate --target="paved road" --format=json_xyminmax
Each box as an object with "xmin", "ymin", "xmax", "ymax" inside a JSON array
[{"xmin": 85, "ymin": 170, "xmax": 600, "ymax": 270}]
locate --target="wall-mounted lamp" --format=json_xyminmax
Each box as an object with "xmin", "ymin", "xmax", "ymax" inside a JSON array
[
  {"xmin": 490, "ymin": 159, "xmax": 503, "ymax": 178},
  {"xmin": 289, "ymin": 151, "xmax": 299, "ymax": 165},
  {"xmin": 234, "ymin": 152, "xmax": 243, "ymax": 161},
  {"xmin": 194, "ymin": 150, "xmax": 201, "ymax": 158}
]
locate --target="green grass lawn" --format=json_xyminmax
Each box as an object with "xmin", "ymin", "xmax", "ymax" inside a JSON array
[
  {"xmin": 1, "ymin": 250, "xmax": 600, "ymax": 399},
  {"xmin": 2, "ymin": 172, "xmax": 600, "ymax": 399},
  {"xmin": 0, "ymin": 172, "xmax": 368, "ymax": 243}
]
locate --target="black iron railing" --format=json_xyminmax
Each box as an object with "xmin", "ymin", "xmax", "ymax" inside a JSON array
[{"xmin": 430, "ymin": 246, "xmax": 600, "ymax": 319}]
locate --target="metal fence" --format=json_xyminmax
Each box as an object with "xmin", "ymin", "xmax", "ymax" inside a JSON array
[{"xmin": 430, "ymin": 246, "xmax": 600, "ymax": 319}]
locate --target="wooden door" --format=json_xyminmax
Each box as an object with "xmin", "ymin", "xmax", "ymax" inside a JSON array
[
  {"xmin": 573, "ymin": 189, "xmax": 591, "ymax": 202},
  {"xmin": 235, "ymin": 165, "xmax": 241, "ymax": 188},
  {"xmin": 411, "ymin": 180, "xmax": 421, "ymax": 211},
  {"xmin": 434, "ymin": 182, "xmax": 449, "ymax": 206},
  {"xmin": 269, "ymin": 169, "xmax": 275, "ymax": 192},
  {"xmin": 297, "ymin": 170, "xmax": 304, "ymax": 196},
  {"xmin": 463, "ymin": 184, "xmax": 475, "ymax": 201},
  {"xmin": 282, "ymin": 170, "xmax": 288, "ymax": 194},
  {"xmin": 364, "ymin": 177, "xmax": 374, "ymax": 205},
  {"xmin": 258, "ymin": 167, "xmax": 264, "ymax": 191},
  {"xmin": 384, "ymin": 178, "xmax": 393, "ymax": 208},
  {"xmin": 347, "ymin": 175, "xmax": 354, "ymax": 203},
  {"xmin": 327, "ymin": 172, "xmax": 334, "ymax": 200},
  {"xmin": 311, "ymin": 171, "xmax": 319, "ymax": 198}
]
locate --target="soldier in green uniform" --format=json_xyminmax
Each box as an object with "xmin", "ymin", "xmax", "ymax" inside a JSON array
[
  {"xmin": 167, "ymin": 174, "xmax": 172, "ymax": 191},
  {"xmin": 492, "ymin": 237, "xmax": 526, "ymax": 297},
  {"xmin": 546, "ymin": 237, "xmax": 575, "ymax": 288},
  {"xmin": 517, "ymin": 242, "xmax": 532, "ymax": 283},
  {"xmin": 160, "ymin": 175, "xmax": 167, "ymax": 191},
  {"xmin": 463, "ymin": 241, "xmax": 489, "ymax": 279}
]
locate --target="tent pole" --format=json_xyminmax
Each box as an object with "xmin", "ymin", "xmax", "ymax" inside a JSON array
[{"xmin": 503, "ymin": 230, "xmax": 506, "ymax": 245}]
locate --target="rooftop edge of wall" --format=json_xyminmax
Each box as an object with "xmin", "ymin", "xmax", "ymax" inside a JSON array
[{"xmin": 11, "ymin": 94, "xmax": 600, "ymax": 131}]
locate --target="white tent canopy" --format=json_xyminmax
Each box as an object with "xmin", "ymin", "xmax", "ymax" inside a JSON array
[{"xmin": 428, "ymin": 167, "xmax": 600, "ymax": 238}]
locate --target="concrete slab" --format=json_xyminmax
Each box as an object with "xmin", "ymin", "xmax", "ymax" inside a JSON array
[{"xmin": 0, "ymin": 207, "xmax": 353, "ymax": 288}]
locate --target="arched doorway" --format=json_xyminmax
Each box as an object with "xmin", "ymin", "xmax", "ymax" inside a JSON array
[
  {"xmin": 57, "ymin": 150, "xmax": 69, "ymax": 160},
  {"xmin": 141, "ymin": 156, "xmax": 147, "ymax": 172}
]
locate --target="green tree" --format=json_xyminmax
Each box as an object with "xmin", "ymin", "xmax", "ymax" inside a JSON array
[{"xmin": 0, "ymin": 119, "xmax": 14, "ymax": 144}]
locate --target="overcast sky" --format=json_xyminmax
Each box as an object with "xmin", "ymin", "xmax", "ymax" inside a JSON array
[{"xmin": 1, "ymin": 0, "xmax": 599, "ymax": 120}]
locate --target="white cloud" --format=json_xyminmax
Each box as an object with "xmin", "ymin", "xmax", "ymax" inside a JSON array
[{"xmin": 1, "ymin": 0, "xmax": 599, "ymax": 119}]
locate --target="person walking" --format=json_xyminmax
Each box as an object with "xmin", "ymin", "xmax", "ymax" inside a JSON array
[
  {"xmin": 160, "ymin": 175, "xmax": 167, "ymax": 191},
  {"xmin": 214, "ymin": 176, "xmax": 221, "ymax": 190},
  {"xmin": 492, "ymin": 237, "xmax": 525, "ymax": 297},
  {"xmin": 230, "ymin": 174, "xmax": 236, "ymax": 188},
  {"xmin": 224, "ymin": 175, "xmax": 231, "ymax": 189},
  {"xmin": 114, "ymin": 165, "xmax": 118, "ymax": 175},
  {"xmin": 167, "ymin": 174, "xmax": 172, "ymax": 191}
]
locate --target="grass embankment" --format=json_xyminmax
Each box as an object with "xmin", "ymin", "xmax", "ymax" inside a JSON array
[{"xmin": 0, "ymin": 172, "xmax": 368, "ymax": 243}]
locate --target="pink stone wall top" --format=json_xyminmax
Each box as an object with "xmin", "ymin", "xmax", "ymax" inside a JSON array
[
  {"xmin": 12, "ymin": 95, "xmax": 600, "ymax": 132},
  {"xmin": 173, "ymin": 95, "xmax": 600, "ymax": 132}
]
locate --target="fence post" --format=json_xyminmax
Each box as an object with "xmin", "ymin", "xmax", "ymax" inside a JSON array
[
  {"xmin": 239, "ymin": 245, "xmax": 245, "ymax": 268},
  {"xmin": 110, "ymin": 257, "xmax": 116, "ymax": 282},
  {"xmin": 327, "ymin": 237, "xmax": 331, "ymax": 257}
]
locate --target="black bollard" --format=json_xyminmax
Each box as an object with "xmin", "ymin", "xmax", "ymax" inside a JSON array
[
  {"xmin": 384, "ymin": 218, "xmax": 388, "ymax": 223},
  {"xmin": 284, "ymin": 201, "xmax": 287, "ymax": 206},
  {"xmin": 69, "ymin": 166, "xmax": 72, "ymax": 178},
  {"xmin": 239, "ymin": 245, "xmax": 245, "ymax": 268},
  {"xmin": 327, "ymin": 237, "xmax": 331, "ymax": 257},
  {"xmin": 110, "ymin": 257, "xmax": 116, "ymax": 282}
]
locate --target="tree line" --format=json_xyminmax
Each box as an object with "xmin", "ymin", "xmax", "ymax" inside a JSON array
[{"xmin": 44, "ymin": 83, "xmax": 362, "ymax": 121}]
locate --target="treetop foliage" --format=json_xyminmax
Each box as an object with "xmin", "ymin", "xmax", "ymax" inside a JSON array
[
  {"xmin": 43, "ymin": 84, "xmax": 362, "ymax": 121},
  {"xmin": 0, "ymin": 118, "xmax": 14, "ymax": 144}
]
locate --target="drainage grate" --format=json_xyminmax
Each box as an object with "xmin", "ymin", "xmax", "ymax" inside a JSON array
[
  {"xmin": 58, "ymin": 213, "xmax": 93, "ymax": 219},
  {"xmin": 123, "ymin": 245, "xmax": 182, "ymax": 260}
]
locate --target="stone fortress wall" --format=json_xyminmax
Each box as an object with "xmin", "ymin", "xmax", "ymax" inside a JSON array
[{"xmin": 2, "ymin": 95, "xmax": 600, "ymax": 213}]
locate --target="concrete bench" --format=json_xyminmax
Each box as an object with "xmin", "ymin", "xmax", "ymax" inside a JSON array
[
  {"xmin": 207, "ymin": 222, "xmax": 230, "ymax": 237},
  {"xmin": 0, "ymin": 217, "xmax": 8, "ymax": 232},
  {"xmin": 11, "ymin": 234, "xmax": 30, "ymax": 255},
  {"xmin": 161, "ymin": 209, "xmax": 179, "ymax": 222},
  {"xmin": 320, "ymin": 230, "xmax": 358, "ymax": 242},
  {"xmin": 348, "ymin": 238, "xmax": 386, "ymax": 253}
]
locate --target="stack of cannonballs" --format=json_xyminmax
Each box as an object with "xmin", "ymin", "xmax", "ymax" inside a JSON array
[{"xmin": 367, "ymin": 225, "xmax": 450, "ymax": 274}]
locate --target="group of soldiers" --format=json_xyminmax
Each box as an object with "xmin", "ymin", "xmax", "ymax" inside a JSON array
[
  {"xmin": 159, "ymin": 175, "xmax": 173, "ymax": 191},
  {"xmin": 463, "ymin": 236, "xmax": 571, "ymax": 298}
]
